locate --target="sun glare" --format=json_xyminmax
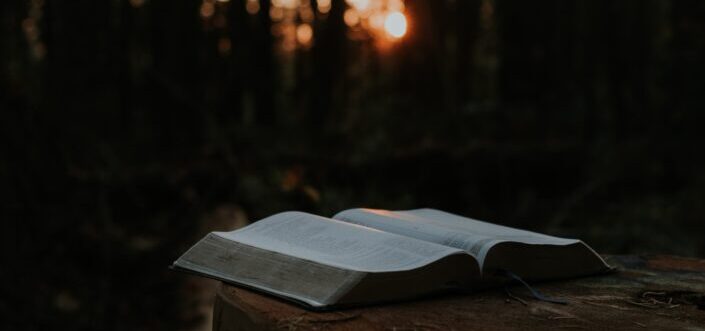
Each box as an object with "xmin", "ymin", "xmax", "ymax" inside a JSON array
[
  {"xmin": 296, "ymin": 23, "xmax": 313, "ymax": 46},
  {"xmin": 225, "ymin": 0, "xmax": 409, "ymax": 53},
  {"xmin": 384, "ymin": 11, "xmax": 406, "ymax": 39},
  {"xmin": 347, "ymin": 0, "xmax": 370, "ymax": 11},
  {"xmin": 317, "ymin": 0, "xmax": 331, "ymax": 14}
]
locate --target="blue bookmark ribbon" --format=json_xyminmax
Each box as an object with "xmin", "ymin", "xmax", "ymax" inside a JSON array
[{"xmin": 499, "ymin": 269, "xmax": 568, "ymax": 305}]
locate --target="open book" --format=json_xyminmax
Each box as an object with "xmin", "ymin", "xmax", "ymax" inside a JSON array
[{"xmin": 173, "ymin": 208, "xmax": 611, "ymax": 309}]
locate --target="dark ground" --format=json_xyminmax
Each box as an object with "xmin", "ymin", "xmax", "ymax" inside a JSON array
[{"xmin": 2, "ymin": 0, "xmax": 705, "ymax": 330}]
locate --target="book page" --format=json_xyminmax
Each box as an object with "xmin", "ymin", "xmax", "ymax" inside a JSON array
[
  {"xmin": 215, "ymin": 211, "xmax": 467, "ymax": 273},
  {"xmin": 333, "ymin": 208, "xmax": 579, "ymax": 264}
]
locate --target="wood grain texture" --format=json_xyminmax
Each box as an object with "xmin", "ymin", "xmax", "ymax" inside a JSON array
[{"xmin": 213, "ymin": 255, "xmax": 705, "ymax": 331}]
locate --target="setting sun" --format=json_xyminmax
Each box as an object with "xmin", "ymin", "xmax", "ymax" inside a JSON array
[{"xmin": 384, "ymin": 11, "xmax": 407, "ymax": 39}]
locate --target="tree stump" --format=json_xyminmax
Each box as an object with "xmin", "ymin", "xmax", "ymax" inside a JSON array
[{"xmin": 212, "ymin": 255, "xmax": 705, "ymax": 330}]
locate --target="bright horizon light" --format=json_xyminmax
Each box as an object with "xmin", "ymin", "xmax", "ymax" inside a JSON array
[{"xmin": 384, "ymin": 11, "xmax": 407, "ymax": 39}]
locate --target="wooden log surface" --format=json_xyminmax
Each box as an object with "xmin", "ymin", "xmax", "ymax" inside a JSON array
[{"xmin": 212, "ymin": 255, "xmax": 705, "ymax": 330}]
